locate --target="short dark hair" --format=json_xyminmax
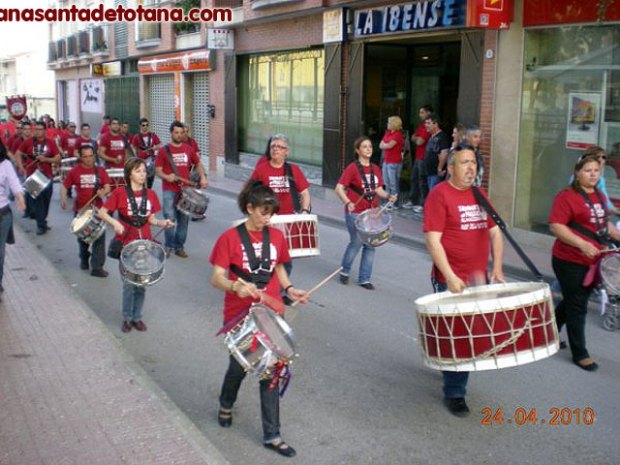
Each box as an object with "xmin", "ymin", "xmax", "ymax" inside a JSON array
[
  {"xmin": 425, "ymin": 113, "xmax": 440, "ymax": 124},
  {"xmin": 35, "ymin": 121, "xmax": 46, "ymax": 130},
  {"xmin": 78, "ymin": 145, "xmax": 95, "ymax": 157},
  {"xmin": 139, "ymin": 118, "xmax": 149, "ymax": 125},
  {"xmin": 237, "ymin": 179, "xmax": 280, "ymax": 215},
  {"xmin": 110, "ymin": 118, "xmax": 120, "ymax": 125},
  {"xmin": 124, "ymin": 157, "xmax": 146, "ymax": 186},
  {"xmin": 81, "ymin": 123, "xmax": 90, "ymax": 129},
  {"xmin": 169, "ymin": 120, "xmax": 185, "ymax": 133},
  {"xmin": 354, "ymin": 135, "xmax": 371, "ymax": 153},
  {"xmin": 420, "ymin": 104, "xmax": 434, "ymax": 113}
]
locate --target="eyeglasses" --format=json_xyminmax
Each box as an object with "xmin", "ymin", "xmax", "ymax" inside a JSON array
[
  {"xmin": 270, "ymin": 144, "xmax": 288, "ymax": 151},
  {"xmin": 141, "ymin": 123, "xmax": 149, "ymax": 127}
]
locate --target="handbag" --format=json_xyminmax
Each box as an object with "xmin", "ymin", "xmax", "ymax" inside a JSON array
[{"xmin": 107, "ymin": 237, "xmax": 123, "ymax": 259}]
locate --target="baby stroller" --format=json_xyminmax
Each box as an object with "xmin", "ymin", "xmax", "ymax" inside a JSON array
[{"xmin": 599, "ymin": 253, "xmax": 620, "ymax": 331}]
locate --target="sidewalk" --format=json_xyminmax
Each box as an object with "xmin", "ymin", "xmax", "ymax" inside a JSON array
[
  {"xmin": 0, "ymin": 228, "xmax": 230, "ymax": 465},
  {"xmin": 207, "ymin": 174, "xmax": 555, "ymax": 281}
]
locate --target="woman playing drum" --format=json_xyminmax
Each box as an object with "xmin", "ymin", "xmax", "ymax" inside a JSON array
[
  {"xmin": 549, "ymin": 154, "xmax": 620, "ymax": 371},
  {"xmin": 335, "ymin": 136, "xmax": 397, "ymax": 290},
  {"xmin": 97, "ymin": 158, "xmax": 173, "ymax": 333},
  {"xmin": 209, "ymin": 180, "xmax": 308, "ymax": 458}
]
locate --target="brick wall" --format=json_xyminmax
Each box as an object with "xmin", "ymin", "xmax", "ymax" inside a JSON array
[
  {"xmin": 479, "ymin": 29, "xmax": 498, "ymax": 192},
  {"xmin": 208, "ymin": 49, "xmax": 226, "ymax": 171}
]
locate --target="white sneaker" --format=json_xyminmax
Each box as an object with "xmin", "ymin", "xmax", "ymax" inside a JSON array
[
  {"xmin": 413, "ymin": 205, "xmax": 423, "ymax": 213},
  {"xmin": 402, "ymin": 201, "xmax": 414, "ymax": 209}
]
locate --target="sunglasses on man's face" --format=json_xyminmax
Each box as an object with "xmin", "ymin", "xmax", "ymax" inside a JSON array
[{"xmin": 141, "ymin": 123, "xmax": 149, "ymax": 127}]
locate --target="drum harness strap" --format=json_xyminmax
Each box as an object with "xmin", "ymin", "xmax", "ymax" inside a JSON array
[
  {"xmin": 568, "ymin": 188, "xmax": 610, "ymax": 246},
  {"xmin": 118, "ymin": 186, "xmax": 149, "ymax": 238},
  {"xmin": 139, "ymin": 133, "xmax": 154, "ymax": 156},
  {"xmin": 283, "ymin": 162, "xmax": 303, "ymax": 213},
  {"xmin": 349, "ymin": 161, "xmax": 377, "ymax": 203},
  {"xmin": 27, "ymin": 137, "xmax": 49, "ymax": 175},
  {"xmin": 230, "ymin": 223, "xmax": 273, "ymax": 290},
  {"xmin": 472, "ymin": 186, "xmax": 544, "ymax": 281}
]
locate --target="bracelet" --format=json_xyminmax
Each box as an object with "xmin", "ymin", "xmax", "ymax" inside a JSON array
[
  {"xmin": 301, "ymin": 208, "xmax": 310, "ymax": 213},
  {"xmin": 284, "ymin": 284, "xmax": 294, "ymax": 293}
]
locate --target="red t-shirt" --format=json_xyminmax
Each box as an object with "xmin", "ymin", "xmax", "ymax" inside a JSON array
[
  {"xmin": 155, "ymin": 143, "xmax": 200, "ymax": 193},
  {"xmin": 209, "ymin": 225, "xmax": 290, "ymax": 325},
  {"xmin": 18, "ymin": 137, "xmax": 60, "ymax": 177},
  {"xmin": 185, "ymin": 137, "xmax": 200, "ymax": 154},
  {"xmin": 132, "ymin": 132, "xmax": 161, "ymax": 160},
  {"xmin": 549, "ymin": 189, "xmax": 607, "ymax": 266},
  {"xmin": 63, "ymin": 165, "xmax": 112, "ymax": 212},
  {"xmin": 99, "ymin": 123, "xmax": 110, "ymax": 136},
  {"xmin": 74, "ymin": 137, "xmax": 97, "ymax": 156},
  {"xmin": 382, "ymin": 130, "xmax": 404, "ymax": 164},
  {"xmin": 103, "ymin": 187, "xmax": 161, "ymax": 246},
  {"xmin": 338, "ymin": 161, "xmax": 384, "ymax": 214},
  {"xmin": 60, "ymin": 133, "xmax": 79, "ymax": 155},
  {"xmin": 250, "ymin": 162, "xmax": 310, "ymax": 215},
  {"xmin": 8, "ymin": 135, "xmax": 24, "ymax": 154},
  {"xmin": 99, "ymin": 133, "xmax": 126, "ymax": 168},
  {"xmin": 413, "ymin": 122, "xmax": 431, "ymax": 161},
  {"xmin": 46, "ymin": 128, "xmax": 61, "ymax": 141},
  {"xmin": 423, "ymin": 182, "xmax": 495, "ymax": 283}
]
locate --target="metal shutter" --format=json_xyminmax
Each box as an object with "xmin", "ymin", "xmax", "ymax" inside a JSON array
[
  {"xmin": 148, "ymin": 74, "xmax": 175, "ymax": 146},
  {"xmin": 191, "ymin": 72, "xmax": 210, "ymax": 166}
]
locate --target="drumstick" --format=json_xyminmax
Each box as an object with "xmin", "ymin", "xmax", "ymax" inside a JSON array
[
  {"xmin": 598, "ymin": 247, "xmax": 619, "ymax": 254},
  {"xmin": 375, "ymin": 200, "xmax": 393, "ymax": 216},
  {"xmin": 290, "ymin": 266, "xmax": 343, "ymax": 307},
  {"xmin": 77, "ymin": 193, "xmax": 101, "ymax": 215},
  {"xmin": 236, "ymin": 278, "xmax": 285, "ymax": 315},
  {"xmin": 152, "ymin": 222, "xmax": 174, "ymax": 241},
  {"xmin": 174, "ymin": 174, "xmax": 197, "ymax": 188}
]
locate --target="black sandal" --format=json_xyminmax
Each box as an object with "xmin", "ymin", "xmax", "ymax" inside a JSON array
[
  {"xmin": 217, "ymin": 408, "xmax": 232, "ymax": 427},
  {"xmin": 264, "ymin": 440, "xmax": 297, "ymax": 458}
]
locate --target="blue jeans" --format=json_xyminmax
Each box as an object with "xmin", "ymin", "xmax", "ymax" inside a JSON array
[
  {"xmin": 427, "ymin": 175, "xmax": 442, "ymax": 192},
  {"xmin": 382, "ymin": 162, "xmax": 402, "ymax": 201},
  {"xmin": 432, "ymin": 279, "xmax": 470, "ymax": 399},
  {"xmin": 219, "ymin": 355, "xmax": 281, "ymax": 443},
  {"xmin": 122, "ymin": 281, "xmax": 146, "ymax": 321},
  {"xmin": 341, "ymin": 211, "xmax": 375, "ymax": 284},
  {"xmin": 0, "ymin": 209, "xmax": 13, "ymax": 289},
  {"xmin": 163, "ymin": 190, "xmax": 189, "ymax": 250}
]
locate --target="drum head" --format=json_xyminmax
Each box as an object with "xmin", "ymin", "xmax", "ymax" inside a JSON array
[
  {"xmin": 355, "ymin": 208, "xmax": 393, "ymax": 247},
  {"xmin": 120, "ymin": 240, "xmax": 165, "ymax": 276},
  {"xmin": 600, "ymin": 254, "xmax": 620, "ymax": 295},
  {"xmin": 251, "ymin": 304, "xmax": 296, "ymax": 359},
  {"xmin": 71, "ymin": 210, "xmax": 93, "ymax": 233}
]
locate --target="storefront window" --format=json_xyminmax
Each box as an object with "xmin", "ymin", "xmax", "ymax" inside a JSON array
[
  {"xmin": 516, "ymin": 25, "xmax": 620, "ymax": 233},
  {"xmin": 238, "ymin": 49, "xmax": 324, "ymax": 166}
]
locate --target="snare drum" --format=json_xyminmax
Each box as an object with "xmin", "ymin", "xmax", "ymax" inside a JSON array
[
  {"xmin": 70, "ymin": 209, "xmax": 106, "ymax": 244},
  {"xmin": 145, "ymin": 157, "xmax": 155, "ymax": 177},
  {"xmin": 355, "ymin": 208, "xmax": 393, "ymax": 247},
  {"xmin": 414, "ymin": 282, "xmax": 558, "ymax": 371},
  {"xmin": 106, "ymin": 168, "xmax": 125, "ymax": 190},
  {"xmin": 119, "ymin": 239, "xmax": 166, "ymax": 287},
  {"xmin": 23, "ymin": 169, "xmax": 51, "ymax": 199},
  {"xmin": 60, "ymin": 157, "xmax": 78, "ymax": 181},
  {"xmin": 269, "ymin": 214, "xmax": 320, "ymax": 258},
  {"xmin": 176, "ymin": 186, "xmax": 209, "ymax": 219},
  {"xmin": 224, "ymin": 303, "xmax": 296, "ymax": 377}
]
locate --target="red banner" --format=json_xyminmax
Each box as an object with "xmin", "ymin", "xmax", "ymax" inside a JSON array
[
  {"xmin": 5, "ymin": 95, "xmax": 27, "ymax": 121},
  {"xmin": 467, "ymin": 0, "xmax": 514, "ymax": 29},
  {"xmin": 524, "ymin": 0, "xmax": 620, "ymax": 26}
]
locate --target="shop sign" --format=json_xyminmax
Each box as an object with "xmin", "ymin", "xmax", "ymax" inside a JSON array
[
  {"xmin": 91, "ymin": 61, "xmax": 122, "ymax": 77},
  {"xmin": 524, "ymin": 0, "xmax": 620, "ymax": 27},
  {"xmin": 208, "ymin": 29, "xmax": 234, "ymax": 50},
  {"xmin": 353, "ymin": 0, "xmax": 467, "ymax": 38},
  {"xmin": 566, "ymin": 92, "xmax": 601, "ymax": 150},
  {"xmin": 323, "ymin": 9, "xmax": 347, "ymax": 43},
  {"xmin": 466, "ymin": 0, "xmax": 513, "ymax": 29},
  {"xmin": 138, "ymin": 50, "xmax": 211, "ymax": 74}
]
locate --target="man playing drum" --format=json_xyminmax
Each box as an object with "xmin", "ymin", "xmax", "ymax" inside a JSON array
[
  {"xmin": 250, "ymin": 134, "xmax": 312, "ymax": 304},
  {"xmin": 15, "ymin": 121, "xmax": 61, "ymax": 235},
  {"xmin": 155, "ymin": 121, "xmax": 208, "ymax": 258},
  {"xmin": 98, "ymin": 118, "xmax": 131, "ymax": 172},
  {"xmin": 210, "ymin": 180, "xmax": 308, "ymax": 457},
  {"xmin": 60, "ymin": 146, "xmax": 112, "ymax": 277},
  {"xmin": 131, "ymin": 118, "xmax": 161, "ymax": 189},
  {"xmin": 423, "ymin": 144, "xmax": 505, "ymax": 417}
]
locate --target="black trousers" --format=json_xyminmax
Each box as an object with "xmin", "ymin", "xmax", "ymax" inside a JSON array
[
  {"xmin": 33, "ymin": 183, "xmax": 53, "ymax": 230},
  {"xmin": 219, "ymin": 355, "xmax": 281, "ymax": 443},
  {"xmin": 78, "ymin": 231, "xmax": 106, "ymax": 271},
  {"xmin": 552, "ymin": 256, "xmax": 593, "ymax": 362}
]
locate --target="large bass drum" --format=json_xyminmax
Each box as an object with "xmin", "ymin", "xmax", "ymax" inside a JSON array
[
  {"xmin": 119, "ymin": 239, "xmax": 166, "ymax": 287},
  {"xmin": 415, "ymin": 282, "xmax": 558, "ymax": 371}
]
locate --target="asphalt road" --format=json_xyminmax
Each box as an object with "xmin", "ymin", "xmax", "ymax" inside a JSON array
[{"xmin": 16, "ymin": 185, "xmax": 620, "ymax": 465}]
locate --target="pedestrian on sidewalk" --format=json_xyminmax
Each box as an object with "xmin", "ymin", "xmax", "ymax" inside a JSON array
[
  {"xmin": 549, "ymin": 154, "xmax": 620, "ymax": 372},
  {"xmin": 131, "ymin": 118, "xmax": 161, "ymax": 189},
  {"xmin": 379, "ymin": 115, "xmax": 404, "ymax": 209},
  {"xmin": 210, "ymin": 179, "xmax": 308, "ymax": 458},
  {"xmin": 98, "ymin": 157, "xmax": 174, "ymax": 333},
  {"xmin": 403, "ymin": 105, "xmax": 432, "ymax": 211},
  {"xmin": 0, "ymin": 140, "xmax": 26, "ymax": 299},
  {"xmin": 60, "ymin": 145, "xmax": 112, "ymax": 277},
  {"xmin": 423, "ymin": 144, "xmax": 505, "ymax": 417},
  {"xmin": 250, "ymin": 133, "xmax": 312, "ymax": 304},
  {"xmin": 155, "ymin": 121, "xmax": 208, "ymax": 258},
  {"xmin": 335, "ymin": 136, "xmax": 397, "ymax": 290}
]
